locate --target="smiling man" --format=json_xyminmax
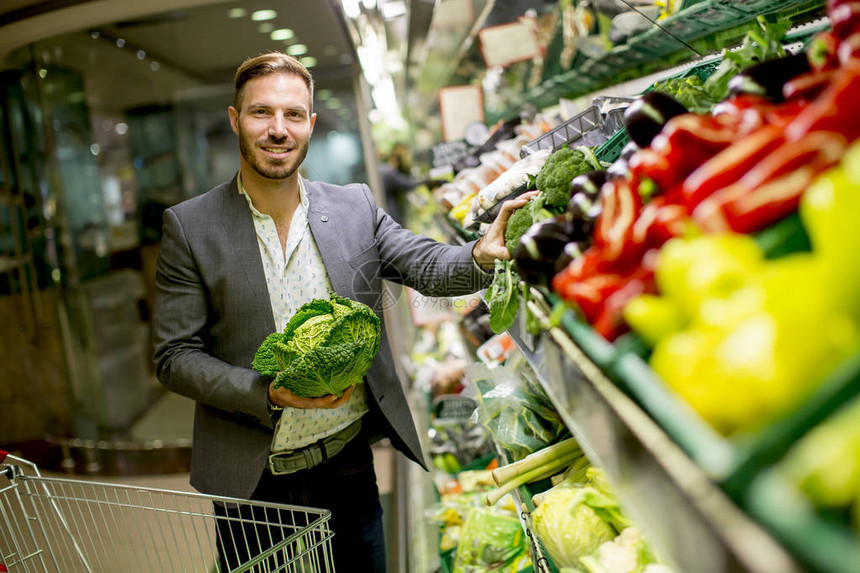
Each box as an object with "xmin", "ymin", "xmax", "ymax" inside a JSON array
[{"xmin": 152, "ymin": 52, "xmax": 531, "ymax": 572}]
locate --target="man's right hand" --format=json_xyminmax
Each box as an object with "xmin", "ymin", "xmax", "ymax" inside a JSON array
[{"xmin": 269, "ymin": 383, "xmax": 354, "ymax": 409}]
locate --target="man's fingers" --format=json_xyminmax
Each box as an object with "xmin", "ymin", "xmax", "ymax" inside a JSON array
[
  {"xmin": 498, "ymin": 191, "xmax": 539, "ymax": 218},
  {"xmin": 271, "ymin": 384, "xmax": 355, "ymax": 409}
]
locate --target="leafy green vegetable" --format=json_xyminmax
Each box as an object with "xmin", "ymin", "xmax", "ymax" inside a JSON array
[
  {"xmin": 575, "ymin": 526, "xmax": 663, "ymax": 573},
  {"xmin": 704, "ymin": 16, "xmax": 792, "ymax": 103},
  {"xmin": 651, "ymin": 75, "xmax": 717, "ymax": 115},
  {"xmin": 532, "ymin": 481, "xmax": 617, "ymax": 568},
  {"xmin": 535, "ymin": 145, "xmax": 604, "ymax": 209},
  {"xmin": 487, "ymin": 260, "xmax": 520, "ymax": 334},
  {"xmin": 252, "ymin": 293, "xmax": 380, "ymax": 397}
]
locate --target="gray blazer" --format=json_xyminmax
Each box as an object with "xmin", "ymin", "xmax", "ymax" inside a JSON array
[{"xmin": 153, "ymin": 176, "xmax": 489, "ymax": 498}]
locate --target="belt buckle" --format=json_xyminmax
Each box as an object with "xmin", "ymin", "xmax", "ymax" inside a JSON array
[{"xmin": 268, "ymin": 451, "xmax": 299, "ymax": 476}]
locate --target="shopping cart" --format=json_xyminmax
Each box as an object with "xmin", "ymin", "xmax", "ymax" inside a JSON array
[{"xmin": 0, "ymin": 450, "xmax": 335, "ymax": 572}]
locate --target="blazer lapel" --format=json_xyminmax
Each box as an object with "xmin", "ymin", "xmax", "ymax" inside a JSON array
[
  {"xmin": 222, "ymin": 176, "xmax": 276, "ymax": 331},
  {"xmin": 305, "ymin": 178, "xmax": 353, "ymax": 300}
]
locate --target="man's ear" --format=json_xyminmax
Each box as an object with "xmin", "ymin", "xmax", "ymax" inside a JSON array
[
  {"xmin": 309, "ymin": 112, "xmax": 317, "ymax": 136},
  {"xmin": 228, "ymin": 106, "xmax": 240, "ymax": 136}
]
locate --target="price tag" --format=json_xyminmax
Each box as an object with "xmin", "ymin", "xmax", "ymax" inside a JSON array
[
  {"xmin": 432, "ymin": 395, "xmax": 478, "ymax": 421},
  {"xmin": 478, "ymin": 20, "xmax": 542, "ymax": 69},
  {"xmin": 438, "ymin": 84, "xmax": 484, "ymax": 143}
]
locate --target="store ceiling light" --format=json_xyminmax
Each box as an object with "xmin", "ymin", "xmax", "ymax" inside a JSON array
[
  {"xmin": 300, "ymin": 56, "xmax": 317, "ymax": 68},
  {"xmin": 381, "ymin": 0, "xmax": 407, "ymax": 19},
  {"xmin": 136, "ymin": 50, "xmax": 146, "ymax": 60},
  {"xmin": 341, "ymin": 0, "xmax": 360, "ymax": 19},
  {"xmin": 361, "ymin": 0, "xmax": 376, "ymax": 9},
  {"xmin": 228, "ymin": 7, "xmax": 246, "ymax": 18},
  {"xmin": 287, "ymin": 43, "xmax": 308, "ymax": 56},
  {"xmin": 116, "ymin": 38, "xmax": 126, "ymax": 48},
  {"xmin": 251, "ymin": 9, "xmax": 277, "ymax": 21},
  {"xmin": 270, "ymin": 28, "xmax": 294, "ymax": 41}
]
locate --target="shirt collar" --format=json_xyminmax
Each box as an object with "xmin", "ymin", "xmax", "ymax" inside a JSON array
[{"xmin": 237, "ymin": 171, "xmax": 309, "ymax": 216}]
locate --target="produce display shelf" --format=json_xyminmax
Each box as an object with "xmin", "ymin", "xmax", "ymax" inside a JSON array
[
  {"xmin": 494, "ymin": 445, "xmax": 552, "ymax": 573},
  {"xmin": 507, "ymin": 288, "xmax": 803, "ymax": 573},
  {"xmin": 485, "ymin": 0, "xmax": 826, "ymax": 124}
]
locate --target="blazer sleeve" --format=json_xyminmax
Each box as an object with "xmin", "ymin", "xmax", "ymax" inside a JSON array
[
  {"xmin": 152, "ymin": 208, "xmax": 272, "ymax": 429},
  {"xmin": 361, "ymin": 184, "xmax": 493, "ymax": 297}
]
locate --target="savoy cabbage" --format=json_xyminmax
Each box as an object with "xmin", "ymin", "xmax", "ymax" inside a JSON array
[{"xmin": 252, "ymin": 293, "xmax": 381, "ymax": 398}]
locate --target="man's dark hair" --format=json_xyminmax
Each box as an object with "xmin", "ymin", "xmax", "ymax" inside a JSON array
[{"xmin": 233, "ymin": 52, "xmax": 314, "ymax": 111}]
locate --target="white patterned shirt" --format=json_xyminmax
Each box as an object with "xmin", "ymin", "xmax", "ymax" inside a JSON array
[{"xmin": 238, "ymin": 173, "xmax": 368, "ymax": 453}]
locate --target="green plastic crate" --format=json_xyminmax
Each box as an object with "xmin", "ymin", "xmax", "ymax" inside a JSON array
[
  {"xmin": 715, "ymin": 0, "xmax": 825, "ymax": 17},
  {"xmin": 594, "ymin": 128, "xmax": 629, "ymax": 165},
  {"xmin": 770, "ymin": 0, "xmax": 827, "ymax": 22},
  {"xmin": 557, "ymin": 301, "xmax": 620, "ymax": 372},
  {"xmin": 675, "ymin": 0, "xmax": 747, "ymax": 40},
  {"xmin": 746, "ymin": 457, "xmax": 860, "ymax": 573},
  {"xmin": 628, "ymin": 26, "xmax": 690, "ymax": 58}
]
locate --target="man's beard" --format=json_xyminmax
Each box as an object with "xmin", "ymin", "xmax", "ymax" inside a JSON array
[{"xmin": 238, "ymin": 130, "xmax": 309, "ymax": 180}]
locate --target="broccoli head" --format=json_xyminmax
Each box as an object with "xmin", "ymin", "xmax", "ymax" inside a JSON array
[
  {"xmin": 535, "ymin": 146, "xmax": 602, "ymax": 209},
  {"xmin": 504, "ymin": 194, "xmax": 553, "ymax": 255}
]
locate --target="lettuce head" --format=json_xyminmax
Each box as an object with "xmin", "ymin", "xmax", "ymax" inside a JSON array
[
  {"xmin": 252, "ymin": 293, "xmax": 381, "ymax": 398},
  {"xmin": 532, "ymin": 483, "xmax": 617, "ymax": 568}
]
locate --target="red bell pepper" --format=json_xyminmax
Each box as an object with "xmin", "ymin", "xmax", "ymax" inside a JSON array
[
  {"xmin": 592, "ymin": 256, "xmax": 658, "ymax": 341},
  {"xmin": 681, "ymin": 124, "xmax": 785, "ymax": 210},
  {"xmin": 831, "ymin": 2, "xmax": 860, "ymax": 39},
  {"xmin": 593, "ymin": 179, "xmax": 643, "ymax": 269},
  {"xmin": 783, "ymin": 69, "xmax": 839, "ymax": 101},
  {"xmin": 631, "ymin": 196, "xmax": 689, "ymax": 250},
  {"xmin": 628, "ymin": 114, "xmax": 742, "ymax": 193},
  {"xmin": 692, "ymin": 131, "xmax": 848, "ymax": 233},
  {"xmin": 785, "ymin": 63, "xmax": 860, "ymax": 142},
  {"xmin": 838, "ymin": 32, "xmax": 860, "ymax": 65}
]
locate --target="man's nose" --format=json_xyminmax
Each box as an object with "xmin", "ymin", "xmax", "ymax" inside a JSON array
[{"xmin": 268, "ymin": 114, "xmax": 289, "ymax": 137}]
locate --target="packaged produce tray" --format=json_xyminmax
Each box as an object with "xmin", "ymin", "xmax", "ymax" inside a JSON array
[{"xmin": 520, "ymin": 106, "xmax": 605, "ymax": 158}]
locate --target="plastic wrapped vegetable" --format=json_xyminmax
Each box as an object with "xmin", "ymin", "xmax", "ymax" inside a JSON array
[
  {"xmin": 468, "ymin": 363, "xmax": 567, "ymax": 460},
  {"xmin": 452, "ymin": 508, "xmax": 532, "ymax": 573}
]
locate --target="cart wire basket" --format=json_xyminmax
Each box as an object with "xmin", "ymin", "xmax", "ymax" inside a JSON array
[{"xmin": 0, "ymin": 450, "xmax": 335, "ymax": 572}]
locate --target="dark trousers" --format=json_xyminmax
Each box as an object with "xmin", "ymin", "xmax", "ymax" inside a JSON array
[{"xmin": 214, "ymin": 435, "xmax": 386, "ymax": 572}]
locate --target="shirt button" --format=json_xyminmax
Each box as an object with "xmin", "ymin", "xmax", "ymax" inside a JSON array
[{"xmin": 320, "ymin": 215, "xmax": 329, "ymax": 222}]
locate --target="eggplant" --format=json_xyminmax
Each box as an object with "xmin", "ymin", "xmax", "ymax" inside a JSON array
[
  {"xmin": 569, "ymin": 170, "xmax": 607, "ymax": 202},
  {"xmin": 567, "ymin": 190, "xmax": 595, "ymax": 220},
  {"xmin": 727, "ymin": 53, "xmax": 812, "ymax": 102},
  {"xmin": 606, "ymin": 157, "xmax": 630, "ymax": 181},
  {"xmin": 620, "ymin": 140, "xmax": 640, "ymax": 162},
  {"xmin": 554, "ymin": 241, "xmax": 588, "ymax": 275},
  {"xmin": 622, "ymin": 91, "xmax": 688, "ymax": 148},
  {"xmin": 512, "ymin": 216, "xmax": 574, "ymax": 286}
]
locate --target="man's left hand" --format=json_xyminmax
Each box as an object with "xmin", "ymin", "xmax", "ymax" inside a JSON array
[{"xmin": 471, "ymin": 191, "xmax": 540, "ymax": 270}]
